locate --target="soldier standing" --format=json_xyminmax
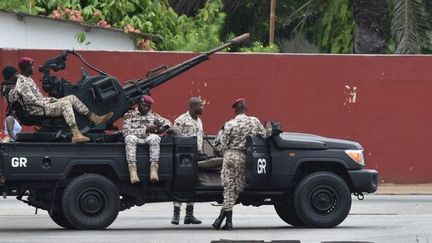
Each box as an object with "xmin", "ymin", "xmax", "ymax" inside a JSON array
[
  {"xmin": 170, "ymin": 97, "xmax": 203, "ymax": 225},
  {"xmin": 123, "ymin": 95, "xmax": 172, "ymax": 184},
  {"xmin": 10, "ymin": 57, "xmax": 113, "ymax": 143},
  {"xmin": 212, "ymin": 98, "xmax": 268, "ymax": 230}
]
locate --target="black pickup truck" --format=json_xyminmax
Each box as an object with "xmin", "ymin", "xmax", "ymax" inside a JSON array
[{"xmin": 0, "ymin": 125, "xmax": 378, "ymax": 230}]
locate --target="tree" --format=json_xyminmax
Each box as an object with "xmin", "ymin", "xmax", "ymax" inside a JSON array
[
  {"xmin": 32, "ymin": 0, "xmax": 226, "ymax": 51},
  {"xmin": 389, "ymin": 0, "xmax": 431, "ymax": 54},
  {"xmin": 352, "ymin": 0, "xmax": 390, "ymax": 53}
]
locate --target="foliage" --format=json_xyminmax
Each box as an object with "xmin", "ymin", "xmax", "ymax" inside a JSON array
[
  {"xmin": 74, "ymin": 32, "xmax": 91, "ymax": 46},
  {"xmin": 221, "ymin": 0, "xmax": 292, "ymax": 49},
  {"xmin": 32, "ymin": 0, "xmax": 225, "ymax": 51},
  {"xmin": 309, "ymin": 0, "xmax": 355, "ymax": 53},
  {"xmin": 0, "ymin": 0, "xmax": 37, "ymax": 14},
  {"xmin": 239, "ymin": 41, "xmax": 280, "ymax": 53},
  {"xmin": 389, "ymin": 0, "xmax": 432, "ymax": 54}
]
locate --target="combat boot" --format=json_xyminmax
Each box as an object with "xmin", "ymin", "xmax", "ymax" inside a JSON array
[
  {"xmin": 171, "ymin": 206, "xmax": 180, "ymax": 225},
  {"xmin": 71, "ymin": 126, "xmax": 90, "ymax": 143},
  {"xmin": 149, "ymin": 162, "xmax": 159, "ymax": 182},
  {"xmin": 89, "ymin": 112, "xmax": 114, "ymax": 126},
  {"xmin": 128, "ymin": 162, "xmax": 140, "ymax": 184},
  {"xmin": 212, "ymin": 209, "xmax": 226, "ymax": 230},
  {"xmin": 221, "ymin": 210, "xmax": 233, "ymax": 230},
  {"xmin": 184, "ymin": 205, "xmax": 202, "ymax": 224}
]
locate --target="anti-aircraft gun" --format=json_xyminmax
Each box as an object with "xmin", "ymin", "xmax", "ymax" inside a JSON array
[{"xmin": 15, "ymin": 33, "xmax": 250, "ymax": 142}]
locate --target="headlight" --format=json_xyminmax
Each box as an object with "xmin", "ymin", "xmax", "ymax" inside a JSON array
[{"xmin": 345, "ymin": 149, "xmax": 365, "ymax": 166}]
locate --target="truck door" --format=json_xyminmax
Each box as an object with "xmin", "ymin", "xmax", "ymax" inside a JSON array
[{"xmin": 245, "ymin": 136, "xmax": 271, "ymax": 189}]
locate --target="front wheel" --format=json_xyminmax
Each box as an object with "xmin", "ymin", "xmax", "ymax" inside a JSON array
[
  {"xmin": 62, "ymin": 174, "xmax": 120, "ymax": 230},
  {"xmin": 274, "ymin": 199, "xmax": 306, "ymax": 227},
  {"xmin": 294, "ymin": 171, "xmax": 351, "ymax": 228},
  {"xmin": 49, "ymin": 209, "xmax": 73, "ymax": 229}
]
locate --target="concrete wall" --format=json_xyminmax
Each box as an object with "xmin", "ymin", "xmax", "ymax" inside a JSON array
[
  {"xmin": 0, "ymin": 11, "xmax": 135, "ymax": 50},
  {"xmin": 1, "ymin": 49, "xmax": 432, "ymax": 183}
]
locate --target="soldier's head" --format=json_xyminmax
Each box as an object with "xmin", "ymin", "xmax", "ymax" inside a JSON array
[
  {"xmin": 18, "ymin": 57, "xmax": 34, "ymax": 77},
  {"xmin": 2, "ymin": 66, "xmax": 18, "ymax": 82},
  {"xmin": 138, "ymin": 95, "xmax": 154, "ymax": 115},
  {"xmin": 189, "ymin": 97, "xmax": 203, "ymax": 116},
  {"xmin": 232, "ymin": 98, "xmax": 247, "ymax": 115}
]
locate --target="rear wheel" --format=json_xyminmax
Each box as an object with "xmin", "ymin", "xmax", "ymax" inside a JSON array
[
  {"xmin": 294, "ymin": 171, "xmax": 351, "ymax": 228},
  {"xmin": 62, "ymin": 174, "xmax": 120, "ymax": 230}
]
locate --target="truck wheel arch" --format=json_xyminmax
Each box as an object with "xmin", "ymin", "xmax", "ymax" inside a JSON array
[
  {"xmin": 62, "ymin": 160, "xmax": 122, "ymax": 181},
  {"xmin": 292, "ymin": 159, "xmax": 353, "ymax": 190}
]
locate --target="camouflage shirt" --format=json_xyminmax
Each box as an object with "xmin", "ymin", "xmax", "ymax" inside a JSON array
[
  {"xmin": 123, "ymin": 108, "xmax": 172, "ymax": 138},
  {"xmin": 11, "ymin": 75, "xmax": 55, "ymax": 107},
  {"xmin": 174, "ymin": 111, "xmax": 204, "ymax": 153},
  {"xmin": 221, "ymin": 114, "xmax": 268, "ymax": 151}
]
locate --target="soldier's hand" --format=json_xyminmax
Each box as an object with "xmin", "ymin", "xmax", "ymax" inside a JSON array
[{"xmin": 145, "ymin": 125, "xmax": 159, "ymax": 134}]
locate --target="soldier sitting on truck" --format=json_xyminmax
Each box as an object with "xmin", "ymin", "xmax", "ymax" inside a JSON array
[
  {"xmin": 122, "ymin": 95, "xmax": 172, "ymax": 184},
  {"xmin": 8, "ymin": 57, "xmax": 113, "ymax": 143}
]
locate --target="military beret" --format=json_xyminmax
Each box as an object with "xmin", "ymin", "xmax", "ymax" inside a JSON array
[
  {"xmin": 141, "ymin": 95, "xmax": 154, "ymax": 104},
  {"xmin": 18, "ymin": 57, "xmax": 34, "ymax": 64},
  {"xmin": 232, "ymin": 98, "xmax": 246, "ymax": 108}
]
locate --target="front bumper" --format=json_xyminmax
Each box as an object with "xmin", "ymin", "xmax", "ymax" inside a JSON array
[{"xmin": 348, "ymin": 169, "xmax": 378, "ymax": 193}]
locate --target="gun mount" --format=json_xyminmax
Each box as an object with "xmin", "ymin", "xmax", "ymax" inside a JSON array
[{"xmin": 14, "ymin": 33, "xmax": 250, "ymax": 142}]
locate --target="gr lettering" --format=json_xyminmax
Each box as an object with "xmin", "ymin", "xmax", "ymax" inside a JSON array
[{"xmin": 11, "ymin": 157, "xmax": 28, "ymax": 167}]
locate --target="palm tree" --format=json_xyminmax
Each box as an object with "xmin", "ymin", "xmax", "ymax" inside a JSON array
[{"xmin": 389, "ymin": 0, "xmax": 431, "ymax": 54}]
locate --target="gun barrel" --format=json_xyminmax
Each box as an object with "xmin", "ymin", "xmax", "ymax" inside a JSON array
[{"xmin": 124, "ymin": 33, "xmax": 250, "ymax": 103}]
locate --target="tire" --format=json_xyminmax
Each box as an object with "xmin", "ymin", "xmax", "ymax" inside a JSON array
[
  {"xmin": 274, "ymin": 199, "xmax": 307, "ymax": 227},
  {"xmin": 294, "ymin": 171, "xmax": 351, "ymax": 228},
  {"xmin": 49, "ymin": 210, "xmax": 74, "ymax": 229},
  {"xmin": 62, "ymin": 174, "xmax": 120, "ymax": 230}
]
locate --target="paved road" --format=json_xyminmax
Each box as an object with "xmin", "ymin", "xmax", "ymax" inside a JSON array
[{"xmin": 0, "ymin": 195, "xmax": 431, "ymax": 243}]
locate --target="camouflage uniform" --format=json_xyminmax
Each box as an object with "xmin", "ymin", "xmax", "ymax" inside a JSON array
[
  {"xmin": 123, "ymin": 108, "xmax": 172, "ymax": 164},
  {"xmin": 220, "ymin": 114, "xmax": 268, "ymax": 211},
  {"xmin": 12, "ymin": 75, "xmax": 89, "ymax": 128},
  {"xmin": 174, "ymin": 111, "xmax": 204, "ymax": 153},
  {"xmin": 173, "ymin": 111, "xmax": 204, "ymax": 208}
]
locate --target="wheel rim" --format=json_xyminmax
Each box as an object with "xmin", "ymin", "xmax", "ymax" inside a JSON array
[
  {"xmin": 309, "ymin": 185, "xmax": 337, "ymax": 214},
  {"xmin": 78, "ymin": 188, "xmax": 106, "ymax": 216}
]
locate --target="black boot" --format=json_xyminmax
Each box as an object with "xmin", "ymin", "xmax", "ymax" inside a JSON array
[
  {"xmin": 171, "ymin": 206, "xmax": 180, "ymax": 225},
  {"xmin": 184, "ymin": 205, "xmax": 202, "ymax": 224},
  {"xmin": 221, "ymin": 210, "xmax": 233, "ymax": 230},
  {"xmin": 212, "ymin": 209, "xmax": 226, "ymax": 230}
]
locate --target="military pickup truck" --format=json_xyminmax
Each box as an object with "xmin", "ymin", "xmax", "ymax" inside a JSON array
[
  {"xmin": 0, "ymin": 123, "xmax": 378, "ymax": 230},
  {"xmin": 0, "ymin": 34, "xmax": 377, "ymax": 230}
]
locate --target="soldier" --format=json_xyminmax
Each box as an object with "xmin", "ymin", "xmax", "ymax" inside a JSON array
[
  {"xmin": 212, "ymin": 98, "xmax": 268, "ymax": 230},
  {"xmin": 170, "ymin": 97, "xmax": 203, "ymax": 225},
  {"xmin": 123, "ymin": 95, "xmax": 172, "ymax": 184},
  {"xmin": 2, "ymin": 66, "xmax": 18, "ymax": 103},
  {"xmin": 10, "ymin": 57, "xmax": 113, "ymax": 143}
]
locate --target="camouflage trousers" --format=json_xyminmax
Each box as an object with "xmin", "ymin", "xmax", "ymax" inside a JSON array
[
  {"xmin": 29, "ymin": 95, "xmax": 89, "ymax": 128},
  {"xmin": 221, "ymin": 149, "xmax": 246, "ymax": 211},
  {"xmin": 124, "ymin": 134, "xmax": 161, "ymax": 164}
]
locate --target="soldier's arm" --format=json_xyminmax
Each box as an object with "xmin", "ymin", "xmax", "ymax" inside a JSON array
[
  {"xmin": 253, "ymin": 118, "xmax": 269, "ymax": 138},
  {"xmin": 173, "ymin": 117, "xmax": 184, "ymax": 135},
  {"xmin": 155, "ymin": 113, "xmax": 173, "ymax": 127},
  {"xmin": 220, "ymin": 123, "xmax": 232, "ymax": 151}
]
